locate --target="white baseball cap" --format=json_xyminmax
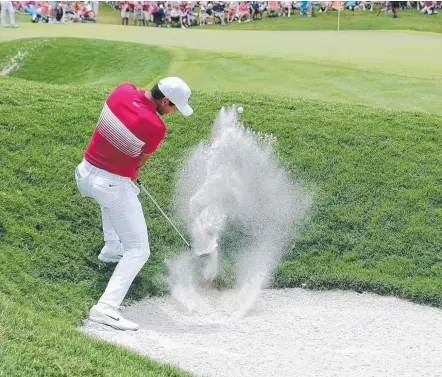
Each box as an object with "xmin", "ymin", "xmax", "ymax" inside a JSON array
[{"xmin": 158, "ymin": 77, "xmax": 193, "ymax": 116}]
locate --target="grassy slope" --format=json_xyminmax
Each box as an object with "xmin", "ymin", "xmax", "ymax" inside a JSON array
[
  {"xmin": 0, "ymin": 38, "xmax": 170, "ymax": 86},
  {"xmin": 13, "ymin": 3, "xmax": 442, "ymax": 33},
  {"xmin": 2, "ymin": 37, "xmax": 442, "ymax": 116}
]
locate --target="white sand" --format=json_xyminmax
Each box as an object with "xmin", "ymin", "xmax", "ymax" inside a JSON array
[{"xmin": 79, "ymin": 288, "xmax": 442, "ymax": 377}]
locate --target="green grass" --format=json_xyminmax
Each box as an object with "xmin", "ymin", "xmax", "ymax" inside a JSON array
[
  {"xmin": 0, "ymin": 295, "xmax": 189, "ymax": 377},
  {"xmin": 1, "ymin": 37, "xmax": 442, "ymax": 116},
  {"xmin": 0, "ymin": 38, "xmax": 170, "ymax": 86},
  {"xmin": 169, "ymin": 47, "xmax": 442, "ymax": 116},
  {"xmin": 13, "ymin": 3, "xmax": 442, "ymax": 33},
  {"xmin": 1, "ymin": 36, "xmax": 442, "ymax": 375}
]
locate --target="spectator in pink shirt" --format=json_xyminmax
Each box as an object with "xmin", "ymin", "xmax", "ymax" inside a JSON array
[
  {"xmin": 238, "ymin": 1, "xmax": 250, "ymax": 22},
  {"xmin": 142, "ymin": 1, "xmax": 150, "ymax": 25},
  {"xmin": 227, "ymin": 2, "xmax": 236, "ymax": 22},
  {"xmin": 179, "ymin": 2, "xmax": 190, "ymax": 28}
]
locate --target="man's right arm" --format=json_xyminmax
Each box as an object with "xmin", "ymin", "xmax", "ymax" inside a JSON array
[{"xmin": 132, "ymin": 153, "xmax": 150, "ymax": 182}]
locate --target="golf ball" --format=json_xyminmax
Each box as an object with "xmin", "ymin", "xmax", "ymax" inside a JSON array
[{"xmin": 237, "ymin": 107, "xmax": 244, "ymax": 114}]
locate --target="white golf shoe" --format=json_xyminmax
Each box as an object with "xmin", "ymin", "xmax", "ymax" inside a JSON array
[
  {"xmin": 98, "ymin": 242, "xmax": 124, "ymax": 263},
  {"xmin": 89, "ymin": 304, "xmax": 139, "ymax": 331}
]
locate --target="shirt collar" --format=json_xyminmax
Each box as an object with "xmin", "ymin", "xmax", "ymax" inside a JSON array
[{"xmin": 138, "ymin": 90, "xmax": 157, "ymax": 113}]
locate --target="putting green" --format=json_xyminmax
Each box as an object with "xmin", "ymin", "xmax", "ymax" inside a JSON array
[{"xmin": 2, "ymin": 24, "xmax": 442, "ymax": 76}]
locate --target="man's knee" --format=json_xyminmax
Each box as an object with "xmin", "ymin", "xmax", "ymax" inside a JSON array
[
  {"xmin": 121, "ymin": 233, "xmax": 150, "ymax": 263},
  {"xmin": 135, "ymin": 233, "xmax": 151, "ymax": 262}
]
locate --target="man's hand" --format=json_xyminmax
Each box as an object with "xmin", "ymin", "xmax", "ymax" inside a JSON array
[
  {"xmin": 132, "ymin": 167, "xmax": 141, "ymax": 182},
  {"xmin": 138, "ymin": 153, "xmax": 150, "ymax": 166},
  {"xmin": 132, "ymin": 153, "xmax": 150, "ymax": 182}
]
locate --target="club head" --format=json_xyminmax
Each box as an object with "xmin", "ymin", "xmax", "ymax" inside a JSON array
[{"xmin": 191, "ymin": 248, "xmax": 212, "ymax": 258}]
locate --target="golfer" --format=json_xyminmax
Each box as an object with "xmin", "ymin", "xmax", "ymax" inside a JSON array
[{"xmin": 75, "ymin": 77, "xmax": 193, "ymax": 330}]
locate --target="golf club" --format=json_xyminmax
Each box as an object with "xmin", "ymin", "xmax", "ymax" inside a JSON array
[{"xmin": 137, "ymin": 180, "xmax": 209, "ymax": 257}]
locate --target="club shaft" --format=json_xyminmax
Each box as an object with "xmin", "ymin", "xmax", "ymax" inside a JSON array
[{"xmin": 137, "ymin": 181, "xmax": 192, "ymax": 249}]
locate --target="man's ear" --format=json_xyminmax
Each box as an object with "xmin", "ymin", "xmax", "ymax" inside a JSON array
[{"xmin": 161, "ymin": 97, "xmax": 169, "ymax": 106}]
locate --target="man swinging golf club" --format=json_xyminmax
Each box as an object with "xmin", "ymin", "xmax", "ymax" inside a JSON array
[{"xmin": 75, "ymin": 77, "xmax": 193, "ymax": 331}]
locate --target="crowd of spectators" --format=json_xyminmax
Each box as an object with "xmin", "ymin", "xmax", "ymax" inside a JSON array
[
  {"xmin": 112, "ymin": 1, "xmax": 441, "ymax": 27},
  {"xmin": 1, "ymin": 1, "xmax": 98, "ymax": 25},
  {"xmin": 1, "ymin": 1, "xmax": 440, "ymax": 28}
]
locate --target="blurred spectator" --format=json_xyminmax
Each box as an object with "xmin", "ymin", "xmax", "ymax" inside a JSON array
[
  {"xmin": 391, "ymin": 1, "xmax": 400, "ymax": 17},
  {"xmin": 422, "ymin": 1, "xmax": 439, "ymax": 14},
  {"xmin": 1, "ymin": 0, "xmax": 18, "ymax": 27},
  {"xmin": 214, "ymin": 1, "xmax": 226, "ymax": 24},
  {"xmin": 23, "ymin": 1, "xmax": 37, "ymax": 15},
  {"xmin": 346, "ymin": 1, "xmax": 359, "ymax": 11},
  {"xmin": 55, "ymin": 2, "xmax": 64, "ymax": 21},
  {"xmin": 179, "ymin": 2, "xmax": 190, "ymax": 28},
  {"xmin": 300, "ymin": 1, "xmax": 308, "ymax": 15},
  {"xmin": 360, "ymin": 1, "xmax": 373, "ymax": 11},
  {"xmin": 319, "ymin": 1, "xmax": 329, "ymax": 12},
  {"xmin": 227, "ymin": 2, "xmax": 236, "ymax": 22},
  {"xmin": 91, "ymin": 0, "xmax": 98, "ymax": 15},
  {"xmin": 163, "ymin": 3, "xmax": 172, "ymax": 25},
  {"xmin": 238, "ymin": 1, "xmax": 250, "ymax": 22},
  {"xmin": 167, "ymin": 4, "xmax": 180, "ymax": 25},
  {"xmin": 143, "ymin": 1, "xmax": 151, "ymax": 25},
  {"xmin": 256, "ymin": 1, "xmax": 267, "ymax": 19},
  {"xmin": 331, "ymin": 1, "xmax": 344, "ymax": 10},
  {"xmin": 134, "ymin": 1, "xmax": 144, "ymax": 25},
  {"xmin": 267, "ymin": 0, "xmax": 279, "ymax": 16},
  {"xmin": 121, "ymin": 0, "xmax": 130, "ymax": 25},
  {"xmin": 31, "ymin": 1, "xmax": 50, "ymax": 22},
  {"xmin": 80, "ymin": 1, "xmax": 96, "ymax": 22},
  {"xmin": 281, "ymin": 1, "xmax": 292, "ymax": 16},
  {"xmin": 62, "ymin": 2, "xmax": 80, "ymax": 22},
  {"xmin": 187, "ymin": 5, "xmax": 197, "ymax": 25},
  {"xmin": 49, "ymin": 0, "xmax": 58, "ymax": 22},
  {"xmin": 152, "ymin": 3, "xmax": 165, "ymax": 27},
  {"xmin": 205, "ymin": 2, "xmax": 214, "ymax": 23},
  {"xmin": 198, "ymin": 5, "xmax": 208, "ymax": 24}
]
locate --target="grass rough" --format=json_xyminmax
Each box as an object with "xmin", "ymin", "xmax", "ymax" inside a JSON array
[{"xmin": 2, "ymin": 78, "xmax": 442, "ymax": 304}]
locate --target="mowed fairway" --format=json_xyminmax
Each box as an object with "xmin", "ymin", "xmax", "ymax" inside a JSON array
[{"xmin": 0, "ymin": 23, "xmax": 441, "ymax": 377}]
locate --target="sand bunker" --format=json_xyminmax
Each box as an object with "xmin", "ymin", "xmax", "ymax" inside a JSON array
[{"xmin": 79, "ymin": 288, "xmax": 442, "ymax": 377}]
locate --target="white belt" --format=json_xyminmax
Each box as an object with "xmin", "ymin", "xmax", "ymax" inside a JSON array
[{"xmin": 82, "ymin": 159, "xmax": 130, "ymax": 182}]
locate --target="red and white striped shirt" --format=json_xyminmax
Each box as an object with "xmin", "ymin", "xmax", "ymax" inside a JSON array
[{"xmin": 84, "ymin": 82, "xmax": 166, "ymax": 179}]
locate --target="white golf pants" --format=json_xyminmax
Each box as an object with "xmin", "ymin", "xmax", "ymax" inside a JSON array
[
  {"xmin": 1, "ymin": 1, "xmax": 15, "ymax": 27},
  {"xmin": 75, "ymin": 159, "xmax": 150, "ymax": 309}
]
